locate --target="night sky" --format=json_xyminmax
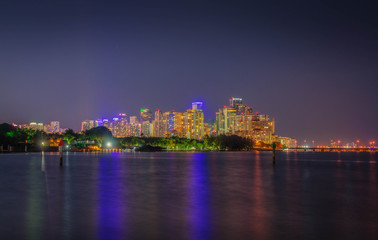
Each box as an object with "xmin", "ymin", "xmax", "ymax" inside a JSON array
[{"xmin": 1, "ymin": 0, "xmax": 377, "ymax": 144}]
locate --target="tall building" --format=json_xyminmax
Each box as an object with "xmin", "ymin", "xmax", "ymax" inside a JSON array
[
  {"xmin": 184, "ymin": 109, "xmax": 204, "ymax": 139},
  {"xmin": 216, "ymin": 97, "xmax": 275, "ymax": 144},
  {"xmin": 81, "ymin": 120, "xmax": 94, "ymax": 132},
  {"xmin": 130, "ymin": 116, "xmax": 138, "ymax": 124},
  {"xmin": 162, "ymin": 111, "xmax": 175, "ymax": 137},
  {"xmin": 141, "ymin": 121, "xmax": 153, "ymax": 137},
  {"xmin": 102, "ymin": 119, "xmax": 111, "ymax": 129},
  {"xmin": 111, "ymin": 117, "xmax": 122, "ymax": 137},
  {"xmin": 95, "ymin": 119, "xmax": 103, "ymax": 127},
  {"xmin": 126, "ymin": 123, "xmax": 141, "ymax": 137},
  {"xmin": 230, "ymin": 97, "xmax": 243, "ymax": 108},
  {"xmin": 140, "ymin": 109, "xmax": 152, "ymax": 122},
  {"xmin": 50, "ymin": 121, "xmax": 60, "ymax": 132},
  {"xmin": 153, "ymin": 110, "xmax": 164, "ymax": 137},
  {"xmin": 173, "ymin": 112, "xmax": 185, "ymax": 138},
  {"xmin": 191, "ymin": 101, "xmax": 203, "ymax": 111},
  {"xmin": 216, "ymin": 106, "xmax": 237, "ymax": 135}
]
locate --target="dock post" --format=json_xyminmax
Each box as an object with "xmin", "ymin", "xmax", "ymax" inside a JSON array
[
  {"xmin": 59, "ymin": 146, "xmax": 63, "ymax": 166},
  {"xmin": 58, "ymin": 139, "xmax": 65, "ymax": 167},
  {"xmin": 272, "ymin": 142, "xmax": 276, "ymax": 164}
]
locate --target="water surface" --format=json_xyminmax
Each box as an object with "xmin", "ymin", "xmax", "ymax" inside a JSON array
[{"xmin": 0, "ymin": 152, "xmax": 377, "ymax": 240}]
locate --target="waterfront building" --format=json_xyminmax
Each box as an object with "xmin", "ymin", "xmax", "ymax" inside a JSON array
[
  {"xmin": 191, "ymin": 101, "xmax": 203, "ymax": 111},
  {"xmin": 102, "ymin": 119, "xmax": 111, "ymax": 130},
  {"xmin": 81, "ymin": 120, "xmax": 95, "ymax": 132},
  {"xmin": 162, "ymin": 111, "xmax": 175, "ymax": 137},
  {"xmin": 216, "ymin": 106, "xmax": 237, "ymax": 135},
  {"xmin": 50, "ymin": 121, "xmax": 60, "ymax": 132},
  {"xmin": 140, "ymin": 109, "xmax": 152, "ymax": 122},
  {"xmin": 216, "ymin": 98, "xmax": 275, "ymax": 144},
  {"xmin": 111, "ymin": 117, "xmax": 122, "ymax": 137},
  {"xmin": 153, "ymin": 110, "xmax": 164, "ymax": 137},
  {"xmin": 173, "ymin": 112, "xmax": 185, "ymax": 138},
  {"xmin": 273, "ymin": 136, "xmax": 297, "ymax": 148},
  {"xmin": 141, "ymin": 121, "xmax": 153, "ymax": 137},
  {"xmin": 130, "ymin": 116, "xmax": 138, "ymax": 124},
  {"xmin": 29, "ymin": 122, "xmax": 44, "ymax": 131},
  {"xmin": 126, "ymin": 123, "xmax": 141, "ymax": 137},
  {"xmin": 184, "ymin": 107, "xmax": 204, "ymax": 140},
  {"xmin": 95, "ymin": 119, "xmax": 103, "ymax": 127}
]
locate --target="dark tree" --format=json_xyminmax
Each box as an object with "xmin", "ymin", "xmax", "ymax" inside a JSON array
[{"xmin": 85, "ymin": 126, "xmax": 113, "ymax": 147}]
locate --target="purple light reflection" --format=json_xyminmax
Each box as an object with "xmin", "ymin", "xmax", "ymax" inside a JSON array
[
  {"xmin": 187, "ymin": 152, "xmax": 212, "ymax": 240},
  {"xmin": 96, "ymin": 154, "xmax": 126, "ymax": 240}
]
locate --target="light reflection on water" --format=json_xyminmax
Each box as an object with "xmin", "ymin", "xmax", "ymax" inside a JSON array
[{"xmin": 0, "ymin": 152, "xmax": 377, "ymax": 240}]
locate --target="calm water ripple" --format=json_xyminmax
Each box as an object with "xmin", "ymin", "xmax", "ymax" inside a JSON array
[{"xmin": 0, "ymin": 152, "xmax": 377, "ymax": 240}]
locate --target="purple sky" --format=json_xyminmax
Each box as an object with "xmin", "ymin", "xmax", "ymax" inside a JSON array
[{"xmin": 1, "ymin": 0, "xmax": 377, "ymax": 144}]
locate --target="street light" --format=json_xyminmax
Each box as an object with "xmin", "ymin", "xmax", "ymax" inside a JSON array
[{"xmin": 106, "ymin": 142, "xmax": 112, "ymax": 148}]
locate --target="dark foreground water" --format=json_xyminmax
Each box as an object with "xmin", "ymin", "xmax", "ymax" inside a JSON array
[{"xmin": 0, "ymin": 152, "xmax": 377, "ymax": 240}]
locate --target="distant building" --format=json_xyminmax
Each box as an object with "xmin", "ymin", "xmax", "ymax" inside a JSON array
[
  {"xmin": 50, "ymin": 121, "xmax": 60, "ymax": 132},
  {"xmin": 184, "ymin": 109, "xmax": 204, "ymax": 140},
  {"xmin": 127, "ymin": 123, "xmax": 141, "ymax": 137},
  {"xmin": 28, "ymin": 122, "xmax": 44, "ymax": 131},
  {"xmin": 102, "ymin": 119, "xmax": 111, "ymax": 130},
  {"xmin": 215, "ymin": 97, "xmax": 275, "ymax": 144},
  {"xmin": 153, "ymin": 110, "xmax": 164, "ymax": 137},
  {"xmin": 95, "ymin": 119, "xmax": 103, "ymax": 127},
  {"xmin": 191, "ymin": 101, "xmax": 203, "ymax": 111},
  {"xmin": 140, "ymin": 109, "xmax": 152, "ymax": 122},
  {"xmin": 141, "ymin": 121, "xmax": 153, "ymax": 137},
  {"xmin": 81, "ymin": 120, "xmax": 94, "ymax": 132},
  {"xmin": 130, "ymin": 116, "xmax": 138, "ymax": 124}
]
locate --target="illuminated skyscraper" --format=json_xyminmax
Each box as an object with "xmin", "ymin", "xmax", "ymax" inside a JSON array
[
  {"xmin": 191, "ymin": 101, "xmax": 203, "ymax": 111},
  {"xmin": 95, "ymin": 119, "xmax": 103, "ymax": 127},
  {"xmin": 130, "ymin": 116, "xmax": 138, "ymax": 124},
  {"xmin": 50, "ymin": 121, "xmax": 60, "ymax": 132},
  {"xmin": 230, "ymin": 97, "xmax": 243, "ymax": 108},
  {"xmin": 215, "ymin": 106, "xmax": 237, "ymax": 135},
  {"xmin": 162, "ymin": 111, "xmax": 175, "ymax": 136},
  {"xmin": 126, "ymin": 123, "xmax": 141, "ymax": 137},
  {"xmin": 140, "ymin": 108, "xmax": 152, "ymax": 122},
  {"xmin": 81, "ymin": 120, "xmax": 94, "ymax": 132},
  {"xmin": 141, "ymin": 121, "xmax": 153, "ymax": 137},
  {"xmin": 173, "ymin": 112, "xmax": 185, "ymax": 138},
  {"xmin": 102, "ymin": 119, "xmax": 111, "ymax": 130},
  {"xmin": 111, "ymin": 117, "xmax": 122, "ymax": 137},
  {"xmin": 184, "ymin": 109, "xmax": 204, "ymax": 139},
  {"xmin": 217, "ymin": 97, "xmax": 275, "ymax": 144},
  {"xmin": 153, "ymin": 110, "xmax": 164, "ymax": 137}
]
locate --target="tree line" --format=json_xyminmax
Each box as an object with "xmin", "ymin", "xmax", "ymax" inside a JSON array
[{"xmin": 1, "ymin": 124, "xmax": 254, "ymax": 151}]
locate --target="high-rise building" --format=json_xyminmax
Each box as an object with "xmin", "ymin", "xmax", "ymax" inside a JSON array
[
  {"xmin": 141, "ymin": 121, "xmax": 153, "ymax": 137},
  {"xmin": 111, "ymin": 117, "xmax": 122, "ymax": 137},
  {"xmin": 126, "ymin": 123, "xmax": 141, "ymax": 137},
  {"xmin": 230, "ymin": 97, "xmax": 243, "ymax": 108},
  {"xmin": 215, "ymin": 106, "xmax": 237, "ymax": 135},
  {"xmin": 216, "ymin": 97, "xmax": 275, "ymax": 144},
  {"xmin": 184, "ymin": 109, "xmax": 204, "ymax": 139},
  {"xmin": 140, "ymin": 109, "xmax": 152, "ymax": 122},
  {"xmin": 130, "ymin": 116, "xmax": 138, "ymax": 124},
  {"xmin": 102, "ymin": 119, "xmax": 111, "ymax": 130},
  {"xmin": 81, "ymin": 120, "xmax": 94, "ymax": 132},
  {"xmin": 95, "ymin": 119, "xmax": 103, "ymax": 127},
  {"xmin": 191, "ymin": 101, "xmax": 203, "ymax": 111},
  {"xmin": 173, "ymin": 112, "xmax": 185, "ymax": 138},
  {"xmin": 153, "ymin": 110, "xmax": 164, "ymax": 137},
  {"xmin": 50, "ymin": 121, "xmax": 60, "ymax": 132},
  {"xmin": 162, "ymin": 111, "xmax": 175, "ymax": 136}
]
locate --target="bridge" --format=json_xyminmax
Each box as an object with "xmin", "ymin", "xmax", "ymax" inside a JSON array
[{"xmin": 287, "ymin": 147, "xmax": 376, "ymax": 152}]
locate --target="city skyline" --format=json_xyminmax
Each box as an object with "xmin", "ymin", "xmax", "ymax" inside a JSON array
[
  {"xmin": 9, "ymin": 97, "xmax": 376, "ymax": 146},
  {"xmin": 1, "ymin": 0, "xmax": 377, "ymax": 145}
]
